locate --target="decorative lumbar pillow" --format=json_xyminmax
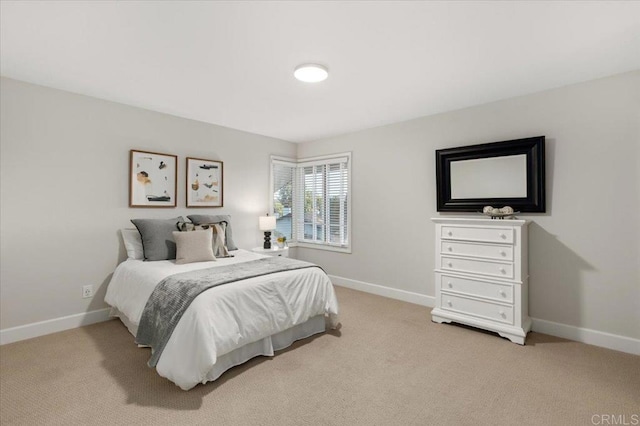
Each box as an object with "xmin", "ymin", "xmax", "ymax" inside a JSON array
[
  {"xmin": 187, "ymin": 215, "xmax": 238, "ymax": 250},
  {"xmin": 120, "ymin": 229, "xmax": 144, "ymax": 260},
  {"xmin": 131, "ymin": 217, "xmax": 184, "ymax": 261},
  {"xmin": 177, "ymin": 221, "xmax": 231, "ymax": 258},
  {"xmin": 177, "ymin": 221, "xmax": 197, "ymax": 232},
  {"xmin": 172, "ymin": 230, "xmax": 216, "ymax": 265}
]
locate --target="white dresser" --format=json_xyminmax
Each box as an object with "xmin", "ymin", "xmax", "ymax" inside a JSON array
[{"xmin": 431, "ymin": 218, "xmax": 531, "ymax": 344}]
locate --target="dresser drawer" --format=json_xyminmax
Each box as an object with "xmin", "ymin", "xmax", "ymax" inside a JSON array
[
  {"xmin": 441, "ymin": 241, "xmax": 513, "ymax": 261},
  {"xmin": 439, "ymin": 274, "xmax": 514, "ymax": 303},
  {"xmin": 441, "ymin": 255, "xmax": 514, "ymax": 279},
  {"xmin": 440, "ymin": 293, "xmax": 514, "ymax": 325},
  {"xmin": 441, "ymin": 226, "xmax": 514, "ymax": 244}
]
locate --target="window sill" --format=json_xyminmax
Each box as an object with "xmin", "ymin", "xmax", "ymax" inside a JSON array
[{"xmin": 292, "ymin": 242, "xmax": 352, "ymax": 254}]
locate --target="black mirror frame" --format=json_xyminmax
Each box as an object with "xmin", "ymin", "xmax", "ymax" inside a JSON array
[{"xmin": 436, "ymin": 136, "xmax": 545, "ymax": 213}]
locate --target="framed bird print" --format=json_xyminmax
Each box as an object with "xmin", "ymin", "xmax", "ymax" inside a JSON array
[
  {"xmin": 129, "ymin": 149, "xmax": 177, "ymax": 207},
  {"xmin": 186, "ymin": 157, "xmax": 223, "ymax": 207}
]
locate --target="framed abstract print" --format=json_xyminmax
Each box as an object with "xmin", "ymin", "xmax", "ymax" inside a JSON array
[
  {"xmin": 186, "ymin": 157, "xmax": 223, "ymax": 207},
  {"xmin": 129, "ymin": 150, "xmax": 177, "ymax": 207}
]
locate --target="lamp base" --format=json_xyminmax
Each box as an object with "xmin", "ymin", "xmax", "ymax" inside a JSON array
[{"xmin": 263, "ymin": 231, "xmax": 272, "ymax": 249}]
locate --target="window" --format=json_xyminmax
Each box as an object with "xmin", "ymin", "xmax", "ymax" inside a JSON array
[
  {"xmin": 271, "ymin": 159, "xmax": 295, "ymax": 241},
  {"xmin": 271, "ymin": 153, "xmax": 351, "ymax": 252}
]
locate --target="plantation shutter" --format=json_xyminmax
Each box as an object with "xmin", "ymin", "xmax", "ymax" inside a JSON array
[
  {"xmin": 271, "ymin": 160, "xmax": 296, "ymax": 240},
  {"xmin": 294, "ymin": 155, "xmax": 349, "ymax": 247}
]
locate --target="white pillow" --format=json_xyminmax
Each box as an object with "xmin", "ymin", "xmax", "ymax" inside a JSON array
[
  {"xmin": 121, "ymin": 229, "xmax": 144, "ymax": 260},
  {"xmin": 173, "ymin": 230, "xmax": 216, "ymax": 265}
]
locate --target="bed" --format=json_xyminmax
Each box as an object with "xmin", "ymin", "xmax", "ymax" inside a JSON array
[{"xmin": 105, "ymin": 246, "xmax": 339, "ymax": 390}]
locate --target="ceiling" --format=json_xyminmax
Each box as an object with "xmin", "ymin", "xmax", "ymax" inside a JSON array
[{"xmin": 1, "ymin": 1, "xmax": 639, "ymax": 143}]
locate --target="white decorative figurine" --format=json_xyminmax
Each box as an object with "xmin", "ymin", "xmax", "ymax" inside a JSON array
[{"xmin": 482, "ymin": 205, "xmax": 517, "ymax": 219}]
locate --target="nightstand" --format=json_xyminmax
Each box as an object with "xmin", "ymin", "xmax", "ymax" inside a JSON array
[{"xmin": 251, "ymin": 246, "xmax": 289, "ymax": 258}]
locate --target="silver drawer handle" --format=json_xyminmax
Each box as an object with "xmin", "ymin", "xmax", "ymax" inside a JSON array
[
  {"xmin": 447, "ymin": 262, "xmax": 453, "ymax": 267},
  {"xmin": 499, "ymin": 233, "xmax": 506, "ymax": 239},
  {"xmin": 447, "ymin": 246, "xmax": 453, "ymax": 251},
  {"xmin": 447, "ymin": 300, "xmax": 452, "ymax": 307},
  {"xmin": 500, "ymin": 251, "xmax": 506, "ymax": 256},
  {"xmin": 499, "ymin": 290, "xmax": 506, "ymax": 297},
  {"xmin": 447, "ymin": 282, "xmax": 453, "ymax": 288},
  {"xmin": 447, "ymin": 231, "xmax": 453, "ymax": 236},
  {"xmin": 499, "ymin": 310, "xmax": 506, "ymax": 317},
  {"xmin": 499, "ymin": 268, "xmax": 506, "ymax": 274}
]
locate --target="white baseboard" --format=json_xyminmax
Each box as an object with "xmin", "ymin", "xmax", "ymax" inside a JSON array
[
  {"xmin": 329, "ymin": 275, "xmax": 639, "ymax": 356},
  {"xmin": 531, "ymin": 317, "xmax": 640, "ymax": 355},
  {"xmin": 0, "ymin": 308, "xmax": 112, "ymax": 345},
  {"xmin": 2, "ymin": 286, "xmax": 638, "ymax": 356},
  {"xmin": 329, "ymin": 275, "xmax": 435, "ymax": 308}
]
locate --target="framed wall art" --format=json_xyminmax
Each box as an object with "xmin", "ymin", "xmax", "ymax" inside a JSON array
[
  {"xmin": 186, "ymin": 157, "xmax": 223, "ymax": 207},
  {"xmin": 129, "ymin": 149, "xmax": 177, "ymax": 207}
]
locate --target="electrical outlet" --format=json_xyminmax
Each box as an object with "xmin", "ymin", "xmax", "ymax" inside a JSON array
[{"xmin": 82, "ymin": 285, "xmax": 94, "ymax": 299}]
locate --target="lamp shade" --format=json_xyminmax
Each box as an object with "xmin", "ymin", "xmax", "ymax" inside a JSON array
[{"xmin": 259, "ymin": 215, "xmax": 276, "ymax": 231}]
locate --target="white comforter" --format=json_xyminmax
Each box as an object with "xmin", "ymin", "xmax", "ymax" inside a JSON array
[{"xmin": 104, "ymin": 249, "xmax": 339, "ymax": 389}]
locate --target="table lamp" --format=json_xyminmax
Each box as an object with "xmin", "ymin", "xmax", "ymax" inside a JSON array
[{"xmin": 259, "ymin": 215, "xmax": 276, "ymax": 249}]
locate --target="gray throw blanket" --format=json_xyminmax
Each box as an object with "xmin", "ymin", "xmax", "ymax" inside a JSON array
[{"xmin": 136, "ymin": 257, "xmax": 320, "ymax": 367}]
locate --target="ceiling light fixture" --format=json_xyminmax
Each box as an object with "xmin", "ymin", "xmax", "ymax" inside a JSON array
[{"xmin": 294, "ymin": 64, "xmax": 328, "ymax": 83}]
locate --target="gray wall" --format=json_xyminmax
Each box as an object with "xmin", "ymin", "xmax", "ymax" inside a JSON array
[
  {"xmin": 0, "ymin": 77, "xmax": 296, "ymax": 329},
  {"xmin": 2, "ymin": 72, "xmax": 638, "ymax": 342},
  {"xmin": 296, "ymin": 71, "xmax": 640, "ymax": 340}
]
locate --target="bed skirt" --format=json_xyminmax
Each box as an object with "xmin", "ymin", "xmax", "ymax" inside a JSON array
[{"xmin": 110, "ymin": 308, "xmax": 326, "ymax": 388}]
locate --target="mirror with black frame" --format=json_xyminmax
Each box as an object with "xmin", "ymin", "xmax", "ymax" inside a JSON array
[{"xmin": 435, "ymin": 136, "xmax": 545, "ymax": 212}]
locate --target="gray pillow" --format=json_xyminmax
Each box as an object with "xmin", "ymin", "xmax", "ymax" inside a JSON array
[
  {"xmin": 131, "ymin": 217, "xmax": 184, "ymax": 261},
  {"xmin": 187, "ymin": 215, "xmax": 238, "ymax": 250}
]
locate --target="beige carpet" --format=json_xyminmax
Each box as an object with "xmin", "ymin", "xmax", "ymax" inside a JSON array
[{"xmin": 1, "ymin": 286, "xmax": 638, "ymax": 425}]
